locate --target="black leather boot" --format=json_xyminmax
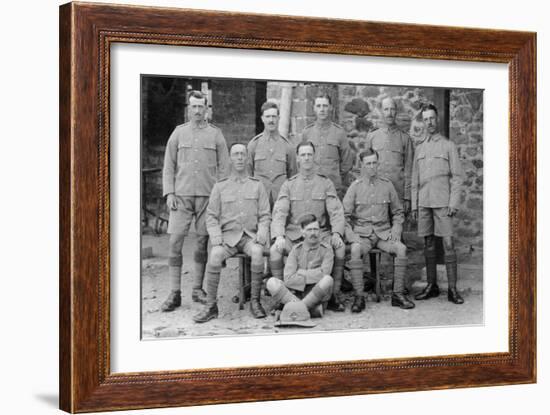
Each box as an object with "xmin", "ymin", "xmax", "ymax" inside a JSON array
[
  {"xmin": 351, "ymin": 295, "xmax": 366, "ymax": 313},
  {"xmin": 415, "ymin": 246, "xmax": 439, "ymax": 300},
  {"xmin": 250, "ymin": 268, "xmax": 266, "ymax": 318},
  {"xmin": 191, "ymin": 288, "xmax": 207, "ymax": 304},
  {"xmin": 192, "ymin": 303, "xmax": 218, "ymax": 323},
  {"xmin": 445, "ymin": 252, "xmax": 464, "ymax": 304},
  {"xmin": 160, "ymin": 290, "xmax": 181, "ymax": 312},
  {"xmin": 329, "ymin": 257, "xmax": 346, "ymax": 312},
  {"xmin": 392, "ymin": 257, "xmax": 415, "ymax": 309},
  {"xmin": 327, "ymin": 295, "xmax": 345, "ymax": 312}
]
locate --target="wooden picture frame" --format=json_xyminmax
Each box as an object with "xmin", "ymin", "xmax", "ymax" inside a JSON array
[{"xmin": 59, "ymin": 2, "xmax": 536, "ymax": 412}]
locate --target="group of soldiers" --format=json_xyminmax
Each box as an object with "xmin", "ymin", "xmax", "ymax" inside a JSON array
[{"xmin": 159, "ymin": 89, "xmax": 464, "ymax": 327}]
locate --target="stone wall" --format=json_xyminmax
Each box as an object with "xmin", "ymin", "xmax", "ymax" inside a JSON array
[
  {"xmin": 142, "ymin": 80, "xmax": 483, "ymax": 252},
  {"xmin": 449, "ymin": 89, "xmax": 484, "ymax": 250},
  {"xmin": 266, "ymin": 82, "xmax": 483, "ymax": 251}
]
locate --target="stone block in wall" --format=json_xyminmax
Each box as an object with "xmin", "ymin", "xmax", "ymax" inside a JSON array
[
  {"xmin": 291, "ymin": 100, "xmax": 307, "ymax": 117},
  {"xmin": 360, "ymin": 85, "xmax": 381, "ymax": 98},
  {"xmin": 294, "ymin": 85, "xmax": 307, "ymax": 100}
]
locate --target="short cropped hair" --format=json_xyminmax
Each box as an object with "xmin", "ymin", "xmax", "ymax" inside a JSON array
[
  {"xmin": 358, "ymin": 148, "xmax": 379, "ymax": 162},
  {"xmin": 261, "ymin": 101, "xmax": 279, "ymax": 115},
  {"xmin": 188, "ymin": 90, "xmax": 208, "ymax": 106},
  {"xmin": 314, "ymin": 91, "xmax": 332, "ymax": 105},
  {"xmin": 296, "ymin": 140, "xmax": 316, "ymax": 155},
  {"xmin": 229, "ymin": 142, "xmax": 247, "ymax": 154},
  {"xmin": 298, "ymin": 213, "xmax": 319, "ymax": 229},
  {"xmin": 420, "ymin": 103, "xmax": 438, "ymax": 117}
]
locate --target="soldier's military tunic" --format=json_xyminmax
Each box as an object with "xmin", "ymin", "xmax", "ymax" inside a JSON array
[
  {"xmin": 271, "ymin": 172, "xmax": 345, "ymax": 248},
  {"xmin": 366, "ymin": 126, "xmax": 414, "ymax": 203},
  {"xmin": 163, "ymin": 121, "xmax": 229, "ymax": 235},
  {"xmin": 284, "ymin": 241, "xmax": 334, "ymax": 293},
  {"xmin": 411, "ymin": 133, "xmax": 463, "ymax": 237},
  {"xmin": 247, "ymin": 131, "xmax": 297, "ymax": 206},
  {"xmin": 302, "ymin": 121, "xmax": 354, "ymax": 197},
  {"xmin": 205, "ymin": 175, "xmax": 271, "ymax": 257},
  {"xmin": 343, "ymin": 176, "xmax": 404, "ymax": 255}
]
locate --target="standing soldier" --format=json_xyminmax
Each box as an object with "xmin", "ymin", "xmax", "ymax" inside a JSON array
[
  {"xmin": 193, "ymin": 143, "xmax": 271, "ymax": 322},
  {"xmin": 270, "ymin": 141, "xmax": 348, "ymax": 312},
  {"xmin": 343, "ymin": 149, "xmax": 415, "ymax": 312},
  {"xmin": 248, "ymin": 101, "xmax": 297, "ymax": 207},
  {"xmin": 161, "ymin": 90, "xmax": 229, "ymax": 312},
  {"xmin": 302, "ymin": 92, "xmax": 354, "ymax": 199},
  {"xmin": 366, "ymin": 97, "xmax": 414, "ymax": 213},
  {"xmin": 411, "ymin": 104, "xmax": 464, "ymax": 304}
]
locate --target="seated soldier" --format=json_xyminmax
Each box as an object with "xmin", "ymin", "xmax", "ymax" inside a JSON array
[
  {"xmin": 270, "ymin": 141, "xmax": 347, "ymax": 312},
  {"xmin": 343, "ymin": 149, "xmax": 415, "ymax": 311},
  {"xmin": 193, "ymin": 143, "xmax": 271, "ymax": 323},
  {"xmin": 266, "ymin": 214, "xmax": 334, "ymax": 318}
]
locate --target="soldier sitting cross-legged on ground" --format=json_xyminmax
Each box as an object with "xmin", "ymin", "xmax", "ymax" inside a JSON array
[
  {"xmin": 343, "ymin": 148, "xmax": 415, "ymax": 312},
  {"xmin": 193, "ymin": 143, "xmax": 271, "ymax": 323},
  {"xmin": 266, "ymin": 213, "xmax": 334, "ymax": 320}
]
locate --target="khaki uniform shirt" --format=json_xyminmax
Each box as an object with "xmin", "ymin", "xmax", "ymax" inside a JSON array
[
  {"xmin": 271, "ymin": 173, "xmax": 345, "ymax": 242},
  {"xmin": 284, "ymin": 241, "xmax": 334, "ymax": 292},
  {"xmin": 302, "ymin": 121, "xmax": 354, "ymax": 192},
  {"xmin": 343, "ymin": 176, "xmax": 404, "ymax": 243},
  {"xmin": 206, "ymin": 175, "xmax": 271, "ymax": 247},
  {"xmin": 366, "ymin": 126, "xmax": 413, "ymax": 202},
  {"xmin": 163, "ymin": 122, "xmax": 229, "ymax": 197},
  {"xmin": 247, "ymin": 131, "xmax": 297, "ymax": 205},
  {"xmin": 411, "ymin": 133, "xmax": 463, "ymax": 210}
]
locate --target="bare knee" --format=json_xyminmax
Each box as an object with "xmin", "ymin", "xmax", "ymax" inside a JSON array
[
  {"xmin": 443, "ymin": 236, "xmax": 454, "ymax": 252},
  {"xmin": 169, "ymin": 234, "xmax": 185, "ymax": 255},
  {"xmin": 249, "ymin": 244, "xmax": 264, "ymax": 264},
  {"xmin": 319, "ymin": 275, "xmax": 334, "ymax": 291},
  {"xmin": 209, "ymin": 246, "xmax": 225, "ymax": 267},
  {"xmin": 395, "ymin": 242, "xmax": 407, "ymax": 258},
  {"xmin": 270, "ymin": 244, "xmax": 282, "ymax": 261},
  {"xmin": 266, "ymin": 277, "xmax": 283, "ymax": 294},
  {"xmin": 195, "ymin": 234, "xmax": 208, "ymax": 252},
  {"xmin": 350, "ymin": 243, "xmax": 362, "ymax": 260},
  {"xmin": 334, "ymin": 245, "xmax": 346, "ymax": 260}
]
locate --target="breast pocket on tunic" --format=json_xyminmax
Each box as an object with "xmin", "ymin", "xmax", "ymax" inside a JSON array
[
  {"xmin": 202, "ymin": 142, "xmax": 217, "ymax": 168},
  {"xmin": 429, "ymin": 153, "xmax": 450, "ymax": 176},
  {"xmin": 244, "ymin": 190, "xmax": 259, "ymax": 210},
  {"xmin": 273, "ymin": 153, "xmax": 287, "ymax": 177},
  {"xmin": 370, "ymin": 196, "xmax": 390, "ymax": 225},
  {"xmin": 253, "ymin": 152, "xmax": 268, "ymax": 173},
  {"xmin": 289, "ymin": 193, "xmax": 304, "ymax": 221},
  {"xmin": 177, "ymin": 142, "xmax": 193, "ymax": 164},
  {"xmin": 311, "ymin": 192, "xmax": 327, "ymax": 217},
  {"xmin": 221, "ymin": 194, "xmax": 237, "ymax": 208},
  {"xmin": 325, "ymin": 137, "xmax": 340, "ymax": 163}
]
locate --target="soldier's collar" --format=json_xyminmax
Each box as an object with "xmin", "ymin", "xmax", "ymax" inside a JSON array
[
  {"xmin": 428, "ymin": 133, "xmax": 441, "ymax": 142},
  {"xmin": 263, "ymin": 130, "xmax": 280, "ymax": 139},
  {"xmin": 382, "ymin": 124, "xmax": 398, "ymax": 133},
  {"xmin": 191, "ymin": 120, "xmax": 208, "ymax": 130},
  {"xmin": 302, "ymin": 240, "xmax": 320, "ymax": 250},
  {"xmin": 315, "ymin": 119, "xmax": 331, "ymax": 129},
  {"xmin": 299, "ymin": 171, "xmax": 315, "ymax": 180},
  {"xmin": 230, "ymin": 173, "xmax": 248, "ymax": 183}
]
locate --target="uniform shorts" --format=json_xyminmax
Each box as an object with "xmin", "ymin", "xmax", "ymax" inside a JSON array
[
  {"xmin": 355, "ymin": 234, "xmax": 405, "ymax": 256},
  {"xmin": 417, "ymin": 206, "xmax": 454, "ymax": 237},
  {"xmin": 214, "ymin": 235, "xmax": 263, "ymax": 263},
  {"xmin": 167, "ymin": 195, "xmax": 209, "ymax": 236}
]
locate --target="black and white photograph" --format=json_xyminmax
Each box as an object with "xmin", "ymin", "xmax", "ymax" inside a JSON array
[{"xmin": 140, "ymin": 76, "xmax": 484, "ymax": 339}]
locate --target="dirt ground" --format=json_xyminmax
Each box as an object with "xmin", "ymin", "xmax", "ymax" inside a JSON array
[{"xmin": 141, "ymin": 232, "xmax": 483, "ymax": 339}]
